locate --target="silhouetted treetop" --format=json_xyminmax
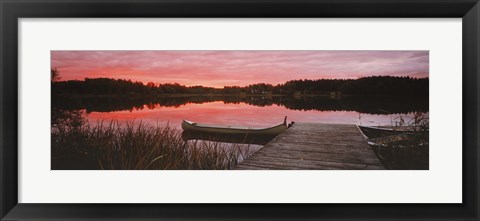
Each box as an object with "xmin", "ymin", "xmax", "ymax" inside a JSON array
[{"xmin": 52, "ymin": 76, "xmax": 428, "ymax": 97}]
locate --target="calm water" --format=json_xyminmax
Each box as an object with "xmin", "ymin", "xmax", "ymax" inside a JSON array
[{"xmin": 67, "ymin": 97, "xmax": 429, "ymax": 129}]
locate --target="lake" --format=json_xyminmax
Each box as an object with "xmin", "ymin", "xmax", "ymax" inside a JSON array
[
  {"xmin": 53, "ymin": 95, "xmax": 429, "ymax": 129},
  {"xmin": 51, "ymin": 95, "xmax": 429, "ymax": 170}
]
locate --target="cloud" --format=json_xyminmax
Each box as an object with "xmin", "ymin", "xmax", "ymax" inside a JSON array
[{"xmin": 51, "ymin": 50, "xmax": 429, "ymax": 87}]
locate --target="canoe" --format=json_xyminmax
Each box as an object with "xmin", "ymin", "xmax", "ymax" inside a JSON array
[
  {"xmin": 181, "ymin": 117, "xmax": 289, "ymax": 136},
  {"xmin": 357, "ymin": 125, "xmax": 413, "ymax": 139},
  {"xmin": 366, "ymin": 133, "xmax": 428, "ymax": 147},
  {"xmin": 366, "ymin": 134, "xmax": 412, "ymax": 147}
]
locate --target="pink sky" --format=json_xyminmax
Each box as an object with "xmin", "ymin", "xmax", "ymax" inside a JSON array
[{"xmin": 51, "ymin": 50, "xmax": 429, "ymax": 88}]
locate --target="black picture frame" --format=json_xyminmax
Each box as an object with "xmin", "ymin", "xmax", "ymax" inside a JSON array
[{"xmin": 1, "ymin": 0, "xmax": 479, "ymax": 220}]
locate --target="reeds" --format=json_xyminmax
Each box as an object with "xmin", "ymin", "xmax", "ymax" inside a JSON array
[
  {"xmin": 371, "ymin": 112, "xmax": 429, "ymax": 170},
  {"xmin": 51, "ymin": 120, "xmax": 253, "ymax": 170}
]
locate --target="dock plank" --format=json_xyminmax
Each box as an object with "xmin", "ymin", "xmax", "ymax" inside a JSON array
[{"xmin": 235, "ymin": 123, "xmax": 384, "ymax": 170}]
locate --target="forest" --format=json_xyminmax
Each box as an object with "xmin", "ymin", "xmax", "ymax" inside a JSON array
[{"xmin": 52, "ymin": 75, "xmax": 429, "ymax": 97}]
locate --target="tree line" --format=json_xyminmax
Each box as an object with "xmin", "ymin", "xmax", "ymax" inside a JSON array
[{"xmin": 51, "ymin": 73, "xmax": 428, "ymax": 97}]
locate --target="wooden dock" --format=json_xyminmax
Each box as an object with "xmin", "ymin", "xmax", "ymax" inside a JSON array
[{"xmin": 235, "ymin": 123, "xmax": 385, "ymax": 170}]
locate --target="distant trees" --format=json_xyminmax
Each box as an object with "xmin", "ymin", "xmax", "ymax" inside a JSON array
[
  {"xmin": 280, "ymin": 79, "xmax": 348, "ymax": 95},
  {"xmin": 51, "ymin": 76, "xmax": 429, "ymax": 97},
  {"xmin": 223, "ymin": 86, "xmax": 244, "ymax": 94},
  {"xmin": 52, "ymin": 78, "xmax": 145, "ymax": 95},
  {"xmin": 52, "ymin": 78, "xmax": 220, "ymax": 95},
  {"xmin": 245, "ymin": 83, "xmax": 274, "ymax": 94},
  {"xmin": 51, "ymin": 68, "xmax": 60, "ymax": 82},
  {"xmin": 338, "ymin": 76, "xmax": 428, "ymax": 96}
]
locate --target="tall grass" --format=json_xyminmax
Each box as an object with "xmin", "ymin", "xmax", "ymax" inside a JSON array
[
  {"xmin": 52, "ymin": 120, "xmax": 253, "ymax": 170},
  {"xmin": 370, "ymin": 112, "xmax": 429, "ymax": 170}
]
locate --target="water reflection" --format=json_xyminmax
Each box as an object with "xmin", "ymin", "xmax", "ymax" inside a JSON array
[
  {"xmin": 182, "ymin": 131, "xmax": 278, "ymax": 145},
  {"xmin": 52, "ymin": 95, "xmax": 429, "ymax": 130},
  {"xmin": 52, "ymin": 95, "xmax": 428, "ymax": 114}
]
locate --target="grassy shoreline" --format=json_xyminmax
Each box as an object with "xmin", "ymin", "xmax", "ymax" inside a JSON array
[{"xmin": 52, "ymin": 121, "xmax": 254, "ymax": 170}]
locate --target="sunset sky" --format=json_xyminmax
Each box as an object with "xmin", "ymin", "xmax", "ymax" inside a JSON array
[{"xmin": 51, "ymin": 50, "xmax": 429, "ymax": 88}]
